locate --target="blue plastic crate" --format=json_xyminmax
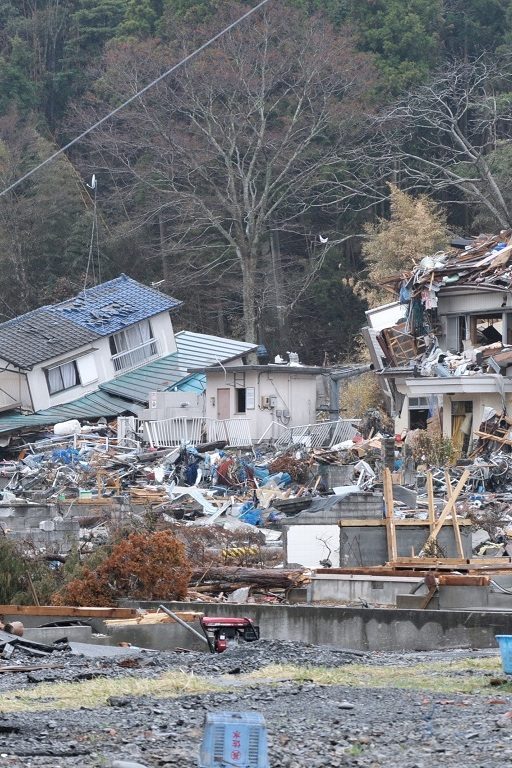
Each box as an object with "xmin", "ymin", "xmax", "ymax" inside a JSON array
[
  {"xmin": 199, "ymin": 711, "xmax": 269, "ymax": 768},
  {"xmin": 496, "ymin": 635, "xmax": 512, "ymax": 674}
]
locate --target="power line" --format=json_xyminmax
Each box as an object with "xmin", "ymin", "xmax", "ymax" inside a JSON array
[{"xmin": 0, "ymin": 0, "xmax": 272, "ymax": 199}]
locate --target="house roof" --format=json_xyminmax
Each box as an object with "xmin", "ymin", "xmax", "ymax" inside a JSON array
[
  {"xmin": 199, "ymin": 364, "xmax": 329, "ymax": 375},
  {"xmin": 100, "ymin": 331, "xmax": 257, "ymax": 404},
  {"xmin": 53, "ymin": 274, "xmax": 182, "ymax": 336},
  {"xmin": 0, "ymin": 310, "xmax": 101, "ymax": 369},
  {"xmin": 0, "ymin": 274, "xmax": 182, "ymax": 369},
  {"xmin": 0, "ymin": 390, "xmax": 141, "ymax": 435}
]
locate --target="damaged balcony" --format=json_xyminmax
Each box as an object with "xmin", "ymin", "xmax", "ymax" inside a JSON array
[{"xmin": 111, "ymin": 338, "xmax": 160, "ymax": 374}]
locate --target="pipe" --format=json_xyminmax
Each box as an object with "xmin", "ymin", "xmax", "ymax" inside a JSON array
[{"xmin": 158, "ymin": 604, "xmax": 210, "ymax": 647}]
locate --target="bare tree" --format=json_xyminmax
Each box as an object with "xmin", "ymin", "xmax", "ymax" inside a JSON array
[
  {"xmin": 360, "ymin": 57, "xmax": 512, "ymax": 229},
  {"xmin": 77, "ymin": 2, "xmax": 374, "ymax": 342}
]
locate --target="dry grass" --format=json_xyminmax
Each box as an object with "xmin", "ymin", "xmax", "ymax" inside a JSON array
[
  {"xmin": 0, "ymin": 670, "xmax": 223, "ymax": 713},
  {"xmin": 1, "ymin": 655, "xmax": 508, "ymax": 714},
  {"xmin": 247, "ymin": 655, "xmax": 510, "ymax": 695}
]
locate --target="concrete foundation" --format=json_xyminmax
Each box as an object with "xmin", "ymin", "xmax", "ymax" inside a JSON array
[
  {"xmin": 128, "ymin": 601, "xmax": 512, "ymax": 652},
  {"xmin": 308, "ymin": 573, "xmax": 423, "ymax": 606}
]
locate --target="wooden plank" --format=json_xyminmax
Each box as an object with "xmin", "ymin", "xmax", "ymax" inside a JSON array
[
  {"xmin": 0, "ymin": 605, "xmax": 138, "ymax": 619},
  {"xmin": 445, "ymin": 470, "xmax": 465, "ymax": 559},
  {"xmin": 337, "ymin": 519, "xmax": 471, "ymax": 527},
  {"xmin": 426, "ymin": 471, "xmax": 435, "ymax": 533},
  {"xmin": 383, "ymin": 468, "xmax": 397, "ymax": 561},
  {"xmin": 104, "ymin": 611, "xmax": 203, "ymax": 627},
  {"xmin": 420, "ymin": 469, "xmax": 470, "ymax": 554},
  {"xmin": 419, "ymin": 585, "xmax": 437, "ymax": 609}
]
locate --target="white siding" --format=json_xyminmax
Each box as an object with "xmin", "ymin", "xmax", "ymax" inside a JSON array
[{"xmin": 285, "ymin": 524, "xmax": 340, "ymax": 568}]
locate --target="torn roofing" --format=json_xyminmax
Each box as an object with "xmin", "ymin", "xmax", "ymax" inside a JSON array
[
  {"xmin": 0, "ymin": 274, "xmax": 182, "ymax": 369},
  {"xmin": 100, "ymin": 330, "xmax": 258, "ymax": 404},
  {"xmin": 0, "ymin": 309, "xmax": 100, "ymax": 369},
  {"xmin": 0, "ymin": 390, "xmax": 141, "ymax": 435},
  {"xmin": 52, "ymin": 274, "xmax": 182, "ymax": 335}
]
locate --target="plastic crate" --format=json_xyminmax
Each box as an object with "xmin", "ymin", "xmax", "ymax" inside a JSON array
[
  {"xmin": 199, "ymin": 711, "xmax": 269, "ymax": 768},
  {"xmin": 496, "ymin": 635, "xmax": 512, "ymax": 674}
]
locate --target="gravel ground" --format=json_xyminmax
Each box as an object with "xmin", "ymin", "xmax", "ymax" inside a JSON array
[{"xmin": 0, "ymin": 641, "xmax": 510, "ymax": 767}]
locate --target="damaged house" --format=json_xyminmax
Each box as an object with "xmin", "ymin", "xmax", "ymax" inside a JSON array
[
  {"xmin": 364, "ymin": 233, "xmax": 512, "ymax": 456},
  {"xmin": 0, "ymin": 275, "xmax": 257, "ymax": 442}
]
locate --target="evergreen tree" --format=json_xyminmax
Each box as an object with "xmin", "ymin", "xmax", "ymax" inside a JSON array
[
  {"xmin": 0, "ymin": 36, "xmax": 37, "ymax": 114},
  {"xmin": 351, "ymin": 0, "xmax": 443, "ymax": 94}
]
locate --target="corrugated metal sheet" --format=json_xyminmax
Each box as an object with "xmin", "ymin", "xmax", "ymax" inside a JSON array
[
  {"xmin": 0, "ymin": 391, "xmax": 141, "ymax": 435},
  {"xmin": 100, "ymin": 331, "xmax": 256, "ymax": 404}
]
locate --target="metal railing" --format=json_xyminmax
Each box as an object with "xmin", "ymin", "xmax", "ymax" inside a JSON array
[
  {"xmin": 143, "ymin": 417, "xmax": 252, "ymax": 449},
  {"xmin": 272, "ymin": 419, "xmax": 360, "ymax": 450},
  {"xmin": 111, "ymin": 338, "xmax": 160, "ymax": 374}
]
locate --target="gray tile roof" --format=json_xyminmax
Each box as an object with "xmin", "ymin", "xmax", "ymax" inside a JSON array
[{"xmin": 0, "ymin": 310, "xmax": 101, "ymax": 369}]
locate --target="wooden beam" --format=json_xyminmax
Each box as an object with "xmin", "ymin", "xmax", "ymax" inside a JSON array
[
  {"xmin": 420, "ymin": 469, "xmax": 470, "ymax": 553},
  {"xmin": 383, "ymin": 468, "xmax": 397, "ymax": 561},
  {"xmin": 337, "ymin": 519, "xmax": 471, "ymax": 527},
  {"xmin": 0, "ymin": 605, "xmax": 138, "ymax": 619},
  {"xmin": 445, "ymin": 470, "xmax": 465, "ymax": 559},
  {"xmin": 426, "ymin": 471, "xmax": 435, "ymax": 533}
]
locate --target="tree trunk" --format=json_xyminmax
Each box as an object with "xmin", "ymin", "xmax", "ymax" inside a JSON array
[
  {"xmin": 270, "ymin": 230, "xmax": 288, "ymax": 350},
  {"xmin": 240, "ymin": 251, "xmax": 257, "ymax": 343}
]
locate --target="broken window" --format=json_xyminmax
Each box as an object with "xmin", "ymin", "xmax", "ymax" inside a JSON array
[
  {"xmin": 46, "ymin": 361, "xmax": 80, "ymax": 394},
  {"xmin": 236, "ymin": 388, "xmax": 246, "ymax": 414},
  {"xmin": 408, "ymin": 396, "xmax": 429, "ymax": 430}
]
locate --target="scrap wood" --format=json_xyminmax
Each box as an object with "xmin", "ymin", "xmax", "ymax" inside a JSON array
[
  {"xmin": 189, "ymin": 566, "xmax": 307, "ymax": 590},
  {"xmin": 0, "ymin": 663, "xmax": 65, "ymax": 674},
  {"xmin": 104, "ymin": 611, "xmax": 203, "ymax": 627},
  {"xmin": 0, "ymin": 605, "xmax": 138, "ymax": 619},
  {"xmin": 418, "ymin": 469, "xmax": 470, "ymax": 556},
  {"xmin": 444, "ymin": 470, "xmax": 465, "ymax": 559},
  {"xmin": 383, "ymin": 468, "xmax": 397, "ymax": 562}
]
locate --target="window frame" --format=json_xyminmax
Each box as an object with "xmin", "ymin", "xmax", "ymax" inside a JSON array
[{"xmin": 45, "ymin": 360, "xmax": 81, "ymax": 395}]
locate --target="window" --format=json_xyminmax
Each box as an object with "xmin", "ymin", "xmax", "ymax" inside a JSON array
[
  {"xmin": 236, "ymin": 388, "xmax": 246, "ymax": 413},
  {"xmin": 408, "ymin": 396, "xmax": 430, "ymax": 430},
  {"xmin": 46, "ymin": 361, "xmax": 80, "ymax": 394},
  {"xmin": 109, "ymin": 320, "xmax": 158, "ymax": 373}
]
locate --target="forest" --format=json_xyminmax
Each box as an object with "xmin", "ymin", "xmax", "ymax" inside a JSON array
[{"xmin": 0, "ymin": 0, "xmax": 512, "ymax": 363}]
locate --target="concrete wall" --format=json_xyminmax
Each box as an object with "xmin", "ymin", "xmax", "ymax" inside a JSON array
[
  {"xmin": 339, "ymin": 524, "xmax": 472, "ymax": 567},
  {"xmin": 133, "ymin": 601, "xmax": 512, "ymax": 652},
  {"xmin": 308, "ymin": 574, "xmax": 423, "ymax": 606},
  {"xmin": 0, "ymin": 503, "xmax": 79, "ymax": 551}
]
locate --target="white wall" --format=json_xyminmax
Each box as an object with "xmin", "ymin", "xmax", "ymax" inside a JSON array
[
  {"xmin": 26, "ymin": 311, "xmax": 176, "ymax": 412},
  {"xmin": 204, "ymin": 369, "xmax": 318, "ymax": 440},
  {"xmin": 285, "ymin": 524, "xmax": 340, "ymax": 568}
]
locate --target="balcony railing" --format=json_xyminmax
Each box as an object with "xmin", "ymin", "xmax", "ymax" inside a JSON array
[{"xmin": 111, "ymin": 339, "xmax": 160, "ymax": 374}]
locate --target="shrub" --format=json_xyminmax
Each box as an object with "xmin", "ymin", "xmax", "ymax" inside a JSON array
[{"xmin": 53, "ymin": 530, "xmax": 191, "ymax": 606}]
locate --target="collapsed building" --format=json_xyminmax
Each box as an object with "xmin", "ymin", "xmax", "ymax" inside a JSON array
[{"xmin": 364, "ymin": 232, "xmax": 512, "ymax": 456}]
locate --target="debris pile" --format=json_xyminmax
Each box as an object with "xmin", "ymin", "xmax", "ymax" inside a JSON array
[{"xmin": 377, "ymin": 231, "xmax": 512, "ymax": 376}]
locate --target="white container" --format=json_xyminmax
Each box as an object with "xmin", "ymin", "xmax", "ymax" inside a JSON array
[{"xmin": 53, "ymin": 419, "xmax": 81, "ymax": 436}]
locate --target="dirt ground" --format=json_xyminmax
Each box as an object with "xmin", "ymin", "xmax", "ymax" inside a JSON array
[{"xmin": 1, "ymin": 642, "xmax": 511, "ymax": 768}]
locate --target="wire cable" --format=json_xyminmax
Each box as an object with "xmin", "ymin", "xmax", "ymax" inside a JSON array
[{"xmin": 0, "ymin": 0, "xmax": 272, "ymax": 200}]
